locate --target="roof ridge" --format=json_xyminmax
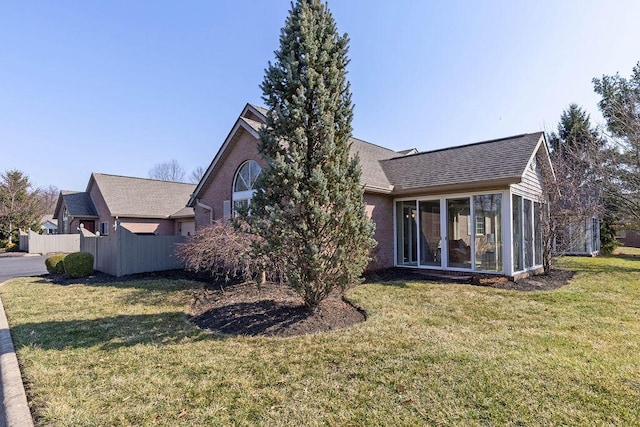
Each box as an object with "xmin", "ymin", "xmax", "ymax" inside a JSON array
[
  {"xmin": 387, "ymin": 132, "xmax": 543, "ymax": 161},
  {"xmin": 349, "ymin": 136, "xmax": 403, "ymax": 154},
  {"xmin": 93, "ymin": 172, "xmax": 196, "ymax": 186}
]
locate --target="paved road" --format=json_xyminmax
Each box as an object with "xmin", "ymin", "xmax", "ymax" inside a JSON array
[{"xmin": 0, "ymin": 255, "xmax": 47, "ymax": 284}]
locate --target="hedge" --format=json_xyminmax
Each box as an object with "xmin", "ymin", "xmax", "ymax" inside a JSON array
[
  {"xmin": 63, "ymin": 252, "xmax": 94, "ymax": 278},
  {"xmin": 45, "ymin": 254, "xmax": 68, "ymax": 274}
]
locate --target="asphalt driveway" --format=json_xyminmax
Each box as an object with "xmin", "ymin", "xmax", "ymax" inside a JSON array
[{"xmin": 0, "ymin": 255, "xmax": 47, "ymax": 284}]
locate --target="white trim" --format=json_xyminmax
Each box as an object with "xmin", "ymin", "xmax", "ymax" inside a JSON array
[{"xmin": 503, "ymin": 189, "xmax": 514, "ymax": 276}]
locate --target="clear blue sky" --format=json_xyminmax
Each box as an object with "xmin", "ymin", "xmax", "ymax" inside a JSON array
[{"xmin": 1, "ymin": 1, "xmax": 639, "ymax": 192}]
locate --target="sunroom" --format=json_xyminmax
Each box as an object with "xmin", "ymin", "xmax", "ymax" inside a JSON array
[{"xmin": 394, "ymin": 191, "xmax": 544, "ymax": 277}]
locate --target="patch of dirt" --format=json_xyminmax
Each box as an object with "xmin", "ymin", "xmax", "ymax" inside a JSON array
[
  {"xmin": 489, "ymin": 269, "xmax": 575, "ymax": 291},
  {"xmin": 365, "ymin": 267, "xmax": 575, "ymax": 291},
  {"xmin": 189, "ymin": 281, "xmax": 365, "ymax": 337}
]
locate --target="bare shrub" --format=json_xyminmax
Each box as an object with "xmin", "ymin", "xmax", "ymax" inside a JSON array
[{"xmin": 176, "ymin": 219, "xmax": 280, "ymax": 284}]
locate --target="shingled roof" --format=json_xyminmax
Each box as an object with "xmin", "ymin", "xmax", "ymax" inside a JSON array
[
  {"xmin": 349, "ymin": 137, "xmax": 402, "ymax": 191},
  {"xmin": 55, "ymin": 191, "xmax": 98, "ymax": 218},
  {"xmin": 381, "ymin": 132, "xmax": 544, "ymax": 193},
  {"xmin": 191, "ymin": 103, "xmax": 546, "ymax": 202},
  {"xmin": 89, "ymin": 173, "xmax": 196, "ymax": 218}
]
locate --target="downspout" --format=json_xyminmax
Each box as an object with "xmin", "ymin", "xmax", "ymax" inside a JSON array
[{"xmin": 196, "ymin": 199, "xmax": 213, "ymax": 224}]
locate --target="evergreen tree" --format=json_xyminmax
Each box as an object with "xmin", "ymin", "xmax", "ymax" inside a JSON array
[
  {"xmin": 549, "ymin": 104, "xmax": 601, "ymax": 155},
  {"xmin": 249, "ymin": 0, "xmax": 375, "ymax": 311}
]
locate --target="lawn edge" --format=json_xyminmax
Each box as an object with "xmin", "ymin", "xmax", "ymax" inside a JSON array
[{"xmin": 0, "ymin": 290, "xmax": 34, "ymax": 427}]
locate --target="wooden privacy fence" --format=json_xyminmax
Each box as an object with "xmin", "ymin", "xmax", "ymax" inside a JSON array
[
  {"xmin": 18, "ymin": 230, "xmax": 80, "ymax": 254},
  {"xmin": 80, "ymin": 227, "xmax": 185, "ymax": 277}
]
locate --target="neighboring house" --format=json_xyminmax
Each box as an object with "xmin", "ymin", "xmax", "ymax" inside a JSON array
[
  {"xmin": 617, "ymin": 228, "xmax": 640, "ymax": 248},
  {"xmin": 54, "ymin": 173, "xmax": 196, "ymax": 237},
  {"xmin": 40, "ymin": 215, "xmax": 58, "ymax": 234},
  {"xmin": 188, "ymin": 103, "xmax": 555, "ymax": 279}
]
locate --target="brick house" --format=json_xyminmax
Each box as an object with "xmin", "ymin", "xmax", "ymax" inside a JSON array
[
  {"xmin": 188, "ymin": 103, "xmax": 557, "ymax": 279},
  {"xmin": 54, "ymin": 173, "xmax": 196, "ymax": 237}
]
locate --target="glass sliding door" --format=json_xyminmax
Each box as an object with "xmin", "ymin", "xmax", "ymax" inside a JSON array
[
  {"xmin": 447, "ymin": 198, "xmax": 471, "ymax": 269},
  {"xmin": 512, "ymin": 195, "xmax": 523, "ymax": 272},
  {"xmin": 396, "ymin": 201, "xmax": 418, "ymax": 266},
  {"xmin": 473, "ymin": 194, "xmax": 502, "ymax": 271},
  {"xmin": 419, "ymin": 200, "xmax": 441, "ymax": 266}
]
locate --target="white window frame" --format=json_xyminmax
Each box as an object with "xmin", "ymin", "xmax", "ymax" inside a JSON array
[
  {"xmin": 100, "ymin": 221, "xmax": 109, "ymax": 236},
  {"xmin": 232, "ymin": 160, "xmax": 261, "ymax": 215}
]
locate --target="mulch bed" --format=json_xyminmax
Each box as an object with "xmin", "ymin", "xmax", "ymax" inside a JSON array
[
  {"xmin": 189, "ymin": 281, "xmax": 365, "ymax": 337},
  {"xmin": 41, "ymin": 267, "xmax": 574, "ymax": 337}
]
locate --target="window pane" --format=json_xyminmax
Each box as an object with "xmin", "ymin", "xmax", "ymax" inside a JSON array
[
  {"xmin": 396, "ymin": 201, "xmax": 418, "ymax": 265},
  {"xmin": 233, "ymin": 161, "xmax": 262, "ymax": 192},
  {"xmin": 447, "ymin": 198, "xmax": 471, "ymax": 269},
  {"xmin": 474, "ymin": 194, "xmax": 502, "ymax": 272},
  {"xmin": 524, "ymin": 199, "xmax": 533, "ymax": 268},
  {"xmin": 512, "ymin": 195, "xmax": 523, "ymax": 271},
  {"xmin": 419, "ymin": 200, "xmax": 441, "ymax": 266},
  {"xmin": 534, "ymin": 202, "xmax": 543, "ymax": 265}
]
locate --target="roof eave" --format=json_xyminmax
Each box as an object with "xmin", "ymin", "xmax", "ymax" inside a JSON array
[
  {"xmin": 363, "ymin": 184, "xmax": 394, "ymax": 195},
  {"xmin": 391, "ymin": 177, "xmax": 520, "ymax": 196}
]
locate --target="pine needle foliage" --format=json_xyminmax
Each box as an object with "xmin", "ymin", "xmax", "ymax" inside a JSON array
[{"xmin": 250, "ymin": 0, "xmax": 375, "ymax": 311}]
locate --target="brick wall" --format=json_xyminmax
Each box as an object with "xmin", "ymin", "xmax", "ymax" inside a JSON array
[
  {"xmin": 195, "ymin": 129, "xmax": 265, "ymax": 227},
  {"xmin": 364, "ymin": 192, "xmax": 394, "ymax": 269}
]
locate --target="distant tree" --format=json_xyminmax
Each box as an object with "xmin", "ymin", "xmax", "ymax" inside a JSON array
[
  {"xmin": 149, "ymin": 159, "xmax": 186, "ymax": 182},
  {"xmin": 593, "ymin": 62, "xmax": 640, "ymax": 228},
  {"xmin": 189, "ymin": 166, "xmax": 206, "ymax": 184},
  {"xmin": 0, "ymin": 170, "xmax": 46, "ymax": 244},
  {"xmin": 38, "ymin": 184, "xmax": 59, "ymax": 215},
  {"xmin": 249, "ymin": 0, "xmax": 376, "ymax": 311}
]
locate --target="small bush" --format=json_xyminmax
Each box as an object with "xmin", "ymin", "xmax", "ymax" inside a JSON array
[
  {"xmin": 45, "ymin": 254, "xmax": 68, "ymax": 274},
  {"xmin": 63, "ymin": 252, "xmax": 94, "ymax": 278},
  {"xmin": 5, "ymin": 242, "xmax": 18, "ymax": 252}
]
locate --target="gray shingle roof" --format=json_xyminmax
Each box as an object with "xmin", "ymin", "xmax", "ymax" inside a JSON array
[
  {"xmin": 91, "ymin": 173, "xmax": 196, "ymax": 218},
  {"xmin": 349, "ymin": 137, "xmax": 403, "ymax": 191},
  {"xmin": 381, "ymin": 132, "xmax": 543, "ymax": 192},
  {"xmin": 61, "ymin": 191, "xmax": 98, "ymax": 217},
  {"xmin": 248, "ymin": 104, "xmax": 268, "ymax": 117}
]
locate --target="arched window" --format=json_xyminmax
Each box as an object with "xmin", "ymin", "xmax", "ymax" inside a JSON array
[{"xmin": 232, "ymin": 160, "xmax": 261, "ymax": 213}]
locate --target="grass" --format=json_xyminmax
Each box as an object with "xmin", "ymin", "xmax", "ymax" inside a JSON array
[{"xmin": 1, "ymin": 250, "xmax": 639, "ymax": 426}]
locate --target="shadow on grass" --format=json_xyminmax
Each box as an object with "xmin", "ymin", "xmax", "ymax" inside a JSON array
[
  {"xmin": 190, "ymin": 300, "xmax": 312, "ymax": 336},
  {"xmin": 9, "ymin": 312, "xmax": 214, "ymax": 351},
  {"xmin": 36, "ymin": 272, "xmax": 207, "ymax": 293},
  {"xmin": 606, "ymin": 253, "xmax": 640, "ymax": 262}
]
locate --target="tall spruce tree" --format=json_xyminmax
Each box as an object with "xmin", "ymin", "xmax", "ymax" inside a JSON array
[{"xmin": 250, "ymin": 0, "xmax": 375, "ymax": 311}]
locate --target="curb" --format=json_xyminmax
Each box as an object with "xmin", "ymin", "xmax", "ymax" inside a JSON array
[{"xmin": 0, "ymin": 296, "xmax": 34, "ymax": 427}]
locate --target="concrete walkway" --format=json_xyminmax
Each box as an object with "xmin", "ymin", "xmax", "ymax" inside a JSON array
[{"xmin": 0, "ymin": 276, "xmax": 35, "ymax": 426}]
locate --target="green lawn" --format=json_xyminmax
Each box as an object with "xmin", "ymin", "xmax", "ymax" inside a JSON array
[{"xmin": 1, "ymin": 250, "xmax": 639, "ymax": 426}]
